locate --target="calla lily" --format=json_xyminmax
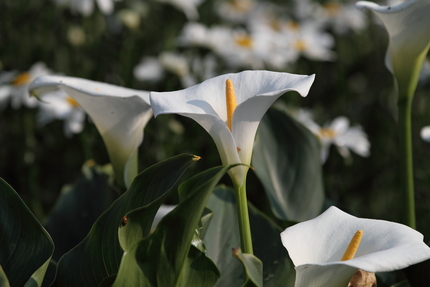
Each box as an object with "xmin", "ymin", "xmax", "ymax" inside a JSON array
[
  {"xmin": 150, "ymin": 70, "xmax": 315, "ymax": 187},
  {"xmin": 356, "ymin": 0, "xmax": 430, "ymax": 97},
  {"xmin": 29, "ymin": 75, "xmax": 152, "ymax": 189},
  {"xmin": 281, "ymin": 206, "xmax": 430, "ymax": 287}
]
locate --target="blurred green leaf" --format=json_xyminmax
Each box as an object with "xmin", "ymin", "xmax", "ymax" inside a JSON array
[
  {"xmin": 252, "ymin": 107, "xmax": 324, "ymax": 222},
  {"xmin": 112, "ymin": 165, "xmax": 230, "ymax": 287},
  {"xmin": 0, "ymin": 266, "xmax": 10, "ymax": 287},
  {"xmin": 44, "ymin": 161, "xmax": 115, "ymax": 260},
  {"xmin": 404, "ymin": 259, "xmax": 430, "ymax": 287},
  {"xmin": 0, "ymin": 178, "xmax": 54, "ymax": 287},
  {"xmin": 203, "ymin": 186, "xmax": 296, "ymax": 287},
  {"xmin": 53, "ymin": 154, "xmax": 198, "ymax": 287},
  {"xmin": 233, "ymin": 248, "xmax": 263, "ymax": 287}
]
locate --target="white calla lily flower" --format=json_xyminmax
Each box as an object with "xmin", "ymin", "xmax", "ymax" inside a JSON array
[
  {"xmin": 150, "ymin": 70, "xmax": 315, "ymax": 187},
  {"xmin": 356, "ymin": 0, "xmax": 430, "ymax": 97},
  {"xmin": 29, "ymin": 75, "xmax": 152, "ymax": 189},
  {"xmin": 281, "ymin": 206, "xmax": 430, "ymax": 287}
]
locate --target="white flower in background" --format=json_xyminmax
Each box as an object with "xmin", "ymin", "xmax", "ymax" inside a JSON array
[
  {"xmin": 215, "ymin": 0, "xmax": 256, "ymax": 24},
  {"xmin": 150, "ymin": 70, "xmax": 315, "ymax": 187},
  {"xmin": 0, "ymin": 62, "xmax": 51, "ymax": 109},
  {"xmin": 29, "ymin": 76, "xmax": 152, "ymax": 189},
  {"xmin": 319, "ymin": 2, "xmax": 367, "ymax": 34},
  {"xmin": 55, "ymin": 0, "xmax": 119, "ymax": 16},
  {"xmin": 154, "ymin": 0, "xmax": 203, "ymax": 20},
  {"xmin": 281, "ymin": 206, "xmax": 430, "ymax": 287},
  {"xmin": 67, "ymin": 26, "xmax": 86, "ymax": 46},
  {"xmin": 301, "ymin": 116, "xmax": 370, "ymax": 163},
  {"xmin": 134, "ymin": 52, "xmax": 195, "ymax": 88},
  {"xmin": 285, "ymin": 20, "xmax": 336, "ymax": 62},
  {"xmin": 133, "ymin": 57, "xmax": 165, "ymax": 82},
  {"xmin": 151, "ymin": 204, "xmax": 176, "ymax": 231},
  {"xmin": 356, "ymin": 0, "xmax": 430, "ymax": 97},
  {"xmin": 117, "ymin": 9, "xmax": 141, "ymax": 29},
  {"xmin": 420, "ymin": 126, "xmax": 430, "ymax": 142},
  {"xmin": 37, "ymin": 89, "xmax": 86, "ymax": 138}
]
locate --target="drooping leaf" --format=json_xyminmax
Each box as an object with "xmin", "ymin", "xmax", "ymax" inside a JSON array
[
  {"xmin": 44, "ymin": 161, "xmax": 116, "ymax": 260},
  {"xmin": 252, "ymin": 107, "xmax": 324, "ymax": 222},
  {"xmin": 203, "ymin": 186, "xmax": 296, "ymax": 287},
  {"xmin": 112, "ymin": 165, "xmax": 230, "ymax": 287},
  {"xmin": 0, "ymin": 178, "xmax": 54, "ymax": 287},
  {"xmin": 53, "ymin": 154, "xmax": 199, "ymax": 287},
  {"xmin": 233, "ymin": 248, "xmax": 263, "ymax": 287}
]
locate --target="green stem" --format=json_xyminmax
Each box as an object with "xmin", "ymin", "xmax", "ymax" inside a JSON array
[
  {"xmin": 398, "ymin": 95, "xmax": 416, "ymax": 229},
  {"xmin": 233, "ymin": 180, "xmax": 254, "ymax": 255}
]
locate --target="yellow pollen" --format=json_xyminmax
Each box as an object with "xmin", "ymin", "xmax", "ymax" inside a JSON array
[
  {"xmin": 235, "ymin": 35, "xmax": 253, "ymax": 49},
  {"xmin": 324, "ymin": 3, "xmax": 341, "ymax": 16},
  {"xmin": 294, "ymin": 39, "xmax": 307, "ymax": 52},
  {"xmin": 230, "ymin": 0, "xmax": 252, "ymax": 12},
  {"xmin": 316, "ymin": 128, "xmax": 337, "ymax": 139},
  {"xmin": 226, "ymin": 79, "xmax": 237, "ymax": 132},
  {"xmin": 66, "ymin": 97, "xmax": 80, "ymax": 108},
  {"xmin": 341, "ymin": 230, "xmax": 363, "ymax": 261},
  {"xmin": 287, "ymin": 21, "xmax": 300, "ymax": 31},
  {"xmin": 12, "ymin": 72, "xmax": 30, "ymax": 86}
]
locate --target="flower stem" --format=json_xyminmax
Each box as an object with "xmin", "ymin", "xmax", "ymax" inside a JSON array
[
  {"xmin": 233, "ymin": 180, "xmax": 254, "ymax": 255},
  {"xmin": 398, "ymin": 94, "xmax": 416, "ymax": 229}
]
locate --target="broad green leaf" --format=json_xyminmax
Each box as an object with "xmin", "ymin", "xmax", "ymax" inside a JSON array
[
  {"xmin": 44, "ymin": 161, "xmax": 115, "ymax": 260},
  {"xmin": 0, "ymin": 178, "xmax": 54, "ymax": 287},
  {"xmin": 252, "ymin": 107, "xmax": 324, "ymax": 222},
  {"xmin": 203, "ymin": 186, "xmax": 296, "ymax": 287},
  {"xmin": 0, "ymin": 266, "xmax": 10, "ymax": 287},
  {"xmin": 112, "ymin": 165, "xmax": 230, "ymax": 287},
  {"xmin": 53, "ymin": 154, "xmax": 199, "ymax": 287},
  {"xmin": 233, "ymin": 248, "xmax": 263, "ymax": 287},
  {"xmin": 24, "ymin": 259, "xmax": 50, "ymax": 287}
]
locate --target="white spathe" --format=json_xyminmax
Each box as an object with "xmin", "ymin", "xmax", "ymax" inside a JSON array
[
  {"xmin": 29, "ymin": 75, "xmax": 152, "ymax": 189},
  {"xmin": 356, "ymin": 0, "xmax": 430, "ymax": 96},
  {"xmin": 150, "ymin": 70, "xmax": 315, "ymax": 187},
  {"xmin": 281, "ymin": 206, "xmax": 430, "ymax": 287}
]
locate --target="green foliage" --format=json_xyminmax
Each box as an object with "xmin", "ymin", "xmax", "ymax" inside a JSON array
[
  {"xmin": 53, "ymin": 154, "xmax": 198, "ymax": 286},
  {"xmin": 112, "ymin": 165, "xmax": 231, "ymax": 286},
  {"xmin": 253, "ymin": 107, "xmax": 324, "ymax": 222},
  {"xmin": 0, "ymin": 178, "xmax": 54, "ymax": 287},
  {"xmin": 203, "ymin": 186, "xmax": 295, "ymax": 287}
]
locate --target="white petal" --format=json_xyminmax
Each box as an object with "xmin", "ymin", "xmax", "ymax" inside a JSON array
[
  {"xmin": 421, "ymin": 126, "xmax": 430, "ymax": 142},
  {"xmin": 29, "ymin": 75, "xmax": 152, "ymax": 188},
  {"xmin": 96, "ymin": 0, "xmax": 113, "ymax": 14},
  {"xmin": 281, "ymin": 206, "xmax": 430, "ymax": 273},
  {"xmin": 356, "ymin": 0, "xmax": 430, "ymax": 89},
  {"xmin": 150, "ymin": 70, "xmax": 315, "ymax": 186}
]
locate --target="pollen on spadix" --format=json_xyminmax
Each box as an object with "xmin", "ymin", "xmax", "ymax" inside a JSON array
[
  {"xmin": 66, "ymin": 97, "xmax": 80, "ymax": 108},
  {"xmin": 341, "ymin": 230, "xmax": 363, "ymax": 261},
  {"xmin": 225, "ymin": 79, "xmax": 237, "ymax": 132},
  {"xmin": 12, "ymin": 72, "xmax": 30, "ymax": 86}
]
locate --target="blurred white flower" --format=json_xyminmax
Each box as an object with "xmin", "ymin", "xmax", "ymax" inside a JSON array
[
  {"xmin": 133, "ymin": 57, "xmax": 165, "ymax": 82},
  {"xmin": 420, "ymin": 126, "xmax": 430, "ymax": 142},
  {"xmin": 117, "ymin": 9, "xmax": 141, "ymax": 29},
  {"xmin": 300, "ymin": 116, "xmax": 370, "ymax": 162},
  {"xmin": 281, "ymin": 206, "xmax": 430, "ymax": 287},
  {"xmin": 319, "ymin": 2, "xmax": 367, "ymax": 34},
  {"xmin": 0, "ymin": 62, "xmax": 51, "ymax": 109},
  {"xmin": 37, "ymin": 90, "xmax": 86, "ymax": 137},
  {"xmin": 216, "ymin": 0, "xmax": 256, "ymax": 24},
  {"xmin": 55, "ymin": 0, "xmax": 119, "ymax": 16}
]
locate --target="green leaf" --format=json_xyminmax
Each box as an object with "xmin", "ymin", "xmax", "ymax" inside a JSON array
[
  {"xmin": 53, "ymin": 154, "xmax": 199, "ymax": 287},
  {"xmin": 0, "ymin": 266, "xmax": 10, "ymax": 287},
  {"xmin": 252, "ymin": 107, "xmax": 324, "ymax": 222},
  {"xmin": 233, "ymin": 248, "xmax": 263, "ymax": 287},
  {"xmin": 0, "ymin": 178, "xmax": 54, "ymax": 287},
  {"xmin": 112, "ymin": 165, "xmax": 230, "ymax": 287},
  {"xmin": 44, "ymin": 161, "xmax": 115, "ymax": 260},
  {"xmin": 203, "ymin": 186, "xmax": 296, "ymax": 287}
]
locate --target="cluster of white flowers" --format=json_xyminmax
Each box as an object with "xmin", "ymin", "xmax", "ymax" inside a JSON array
[
  {"xmin": 289, "ymin": 107, "xmax": 370, "ymax": 163},
  {"xmin": 0, "ymin": 63, "xmax": 86, "ymax": 138}
]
